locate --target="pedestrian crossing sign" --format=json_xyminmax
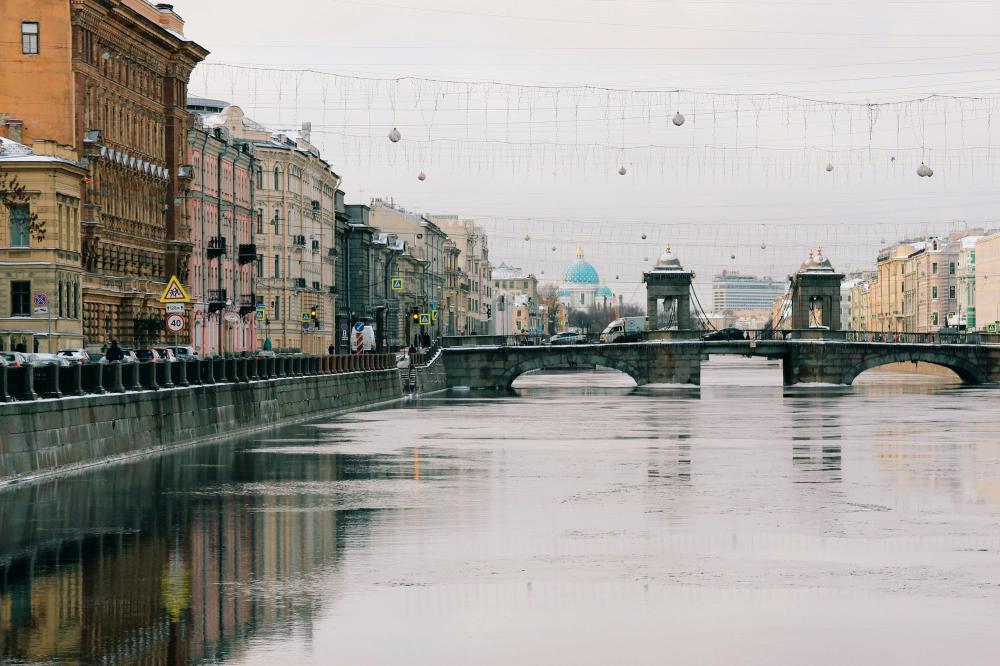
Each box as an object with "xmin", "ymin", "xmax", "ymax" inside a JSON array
[
  {"xmin": 419, "ymin": 313, "xmax": 431, "ymax": 325},
  {"xmin": 159, "ymin": 275, "xmax": 191, "ymax": 303},
  {"xmin": 391, "ymin": 277, "xmax": 403, "ymax": 291}
]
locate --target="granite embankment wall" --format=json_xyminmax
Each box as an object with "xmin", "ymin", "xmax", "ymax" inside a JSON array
[{"xmin": 0, "ymin": 355, "xmax": 447, "ymax": 485}]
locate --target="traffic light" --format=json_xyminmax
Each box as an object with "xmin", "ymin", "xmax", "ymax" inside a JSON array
[
  {"xmin": 412, "ymin": 308, "xmax": 420, "ymax": 322},
  {"xmin": 310, "ymin": 306, "xmax": 321, "ymax": 329}
]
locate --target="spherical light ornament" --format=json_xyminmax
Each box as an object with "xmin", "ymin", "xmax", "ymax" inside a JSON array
[
  {"xmin": 825, "ymin": 163, "xmax": 834, "ymax": 172},
  {"xmin": 417, "ymin": 171, "xmax": 426, "ymax": 181},
  {"xmin": 760, "ymin": 242, "xmax": 767, "ymax": 250},
  {"xmin": 388, "ymin": 127, "xmax": 401, "ymax": 143},
  {"xmin": 641, "ymin": 233, "xmax": 647, "ymax": 240},
  {"xmin": 916, "ymin": 162, "xmax": 932, "ymax": 177},
  {"xmin": 926, "ymin": 167, "xmax": 934, "ymax": 177},
  {"xmin": 552, "ymin": 246, "xmax": 557, "ymax": 252},
  {"xmin": 524, "ymin": 234, "xmax": 531, "ymax": 242},
  {"xmin": 618, "ymin": 166, "xmax": 627, "ymax": 176},
  {"xmin": 730, "ymin": 254, "xmax": 736, "ymax": 260},
  {"xmin": 672, "ymin": 111, "xmax": 686, "ymax": 127},
  {"xmin": 615, "ymin": 275, "xmax": 620, "ymax": 280}
]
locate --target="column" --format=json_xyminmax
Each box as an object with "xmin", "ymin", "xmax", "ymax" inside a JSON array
[{"xmin": 647, "ymin": 296, "xmax": 659, "ymax": 330}]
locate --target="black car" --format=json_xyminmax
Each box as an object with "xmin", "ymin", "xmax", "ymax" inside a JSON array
[{"xmin": 702, "ymin": 327, "xmax": 745, "ymax": 341}]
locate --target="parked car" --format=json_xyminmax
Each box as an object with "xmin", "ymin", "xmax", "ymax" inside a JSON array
[
  {"xmin": 549, "ymin": 331, "xmax": 587, "ymax": 346},
  {"xmin": 28, "ymin": 353, "xmax": 73, "ymax": 367},
  {"xmin": 169, "ymin": 345, "xmax": 197, "ymax": 360},
  {"xmin": 153, "ymin": 348, "xmax": 178, "ymax": 362},
  {"xmin": 118, "ymin": 350, "xmax": 139, "ymax": 364},
  {"xmin": 702, "ymin": 327, "xmax": 745, "ymax": 342},
  {"xmin": 133, "ymin": 349, "xmax": 162, "ymax": 363},
  {"xmin": 0, "ymin": 351, "xmax": 30, "ymax": 367},
  {"xmin": 88, "ymin": 353, "xmax": 109, "ymax": 365},
  {"xmin": 58, "ymin": 349, "xmax": 91, "ymax": 365},
  {"xmin": 255, "ymin": 350, "xmax": 276, "ymax": 359}
]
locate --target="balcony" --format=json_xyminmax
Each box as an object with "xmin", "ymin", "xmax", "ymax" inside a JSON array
[
  {"xmin": 238, "ymin": 294, "xmax": 258, "ymax": 316},
  {"xmin": 312, "ymin": 280, "xmax": 321, "ymax": 291},
  {"xmin": 238, "ymin": 243, "xmax": 257, "ymax": 264},
  {"xmin": 292, "ymin": 235, "xmax": 306, "ymax": 248},
  {"xmin": 293, "ymin": 277, "xmax": 307, "ymax": 289},
  {"xmin": 208, "ymin": 289, "xmax": 227, "ymax": 313},
  {"xmin": 207, "ymin": 236, "xmax": 226, "ymax": 260}
]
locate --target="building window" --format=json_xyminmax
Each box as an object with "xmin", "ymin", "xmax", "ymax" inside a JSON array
[
  {"xmin": 256, "ymin": 254, "xmax": 263, "ymax": 278},
  {"xmin": 21, "ymin": 22, "xmax": 39, "ymax": 54},
  {"xmin": 273, "ymin": 166, "xmax": 281, "ymax": 190},
  {"xmin": 10, "ymin": 281, "xmax": 30, "ymax": 316},
  {"xmin": 256, "ymin": 166, "xmax": 263, "ymax": 189},
  {"xmin": 949, "ymin": 285, "xmax": 956, "ymax": 299},
  {"xmin": 931, "ymin": 312, "xmax": 939, "ymax": 326},
  {"xmin": 274, "ymin": 254, "xmax": 280, "ymax": 278},
  {"xmin": 10, "ymin": 204, "xmax": 30, "ymax": 247},
  {"xmin": 932, "ymin": 286, "xmax": 938, "ymax": 299},
  {"xmin": 931, "ymin": 262, "xmax": 938, "ymax": 274},
  {"xmin": 949, "ymin": 262, "xmax": 956, "ymax": 275},
  {"xmin": 256, "ymin": 209, "xmax": 263, "ymax": 234},
  {"xmin": 273, "ymin": 208, "xmax": 280, "ymax": 234},
  {"xmin": 274, "ymin": 295, "xmax": 281, "ymax": 320}
]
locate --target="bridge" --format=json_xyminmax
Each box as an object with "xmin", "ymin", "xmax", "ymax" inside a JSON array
[{"xmin": 442, "ymin": 339, "xmax": 1000, "ymax": 389}]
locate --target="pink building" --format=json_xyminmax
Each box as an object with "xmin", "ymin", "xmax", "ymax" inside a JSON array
[{"xmin": 186, "ymin": 120, "xmax": 258, "ymax": 355}]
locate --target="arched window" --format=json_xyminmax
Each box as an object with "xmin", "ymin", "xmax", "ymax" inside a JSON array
[
  {"xmin": 273, "ymin": 165, "xmax": 281, "ymax": 190},
  {"xmin": 256, "ymin": 166, "xmax": 263, "ymax": 189},
  {"xmin": 273, "ymin": 208, "xmax": 280, "ymax": 234}
]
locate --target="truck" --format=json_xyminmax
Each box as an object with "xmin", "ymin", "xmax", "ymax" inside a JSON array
[{"xmin": 599, "ymin": 317, "xmax": 646, "ymax": 343}]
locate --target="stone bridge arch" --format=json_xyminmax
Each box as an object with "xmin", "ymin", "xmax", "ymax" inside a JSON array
[
  {"xmin": 842, "ymin": 349, "xmax": 987, "ymax": 385},
  {"xmin": 498, "ymin": 349, "xmax": 646, "ymax": 388}
]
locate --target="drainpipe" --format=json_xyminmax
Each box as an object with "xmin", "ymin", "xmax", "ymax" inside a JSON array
[
  {"xmin": 217, "ymin": 139, "xmax": 231, "ymax": 356},
  {"xmin": 197, "ymin": 131, "xmax": 209, "ymax": 356}
]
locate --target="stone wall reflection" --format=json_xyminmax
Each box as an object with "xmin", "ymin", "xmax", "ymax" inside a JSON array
[{"xmin": 0, "ymin": 440, "xmax": 372, "ymax": 664}]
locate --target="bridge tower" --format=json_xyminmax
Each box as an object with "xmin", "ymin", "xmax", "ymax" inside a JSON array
[
  {"xmin": 789, "ymin": 249, "xmax": 844, "ymax": 330},
  {"xmin": 643, "ymin": 246, "xmax": 693, "ymax": 330}
]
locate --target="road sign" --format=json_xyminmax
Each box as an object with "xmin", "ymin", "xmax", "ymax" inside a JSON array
[
  {"xmin": 255, "ymin": 310, "xmax": 265, "ymax": 321},
  {"xmin": 431, "ymin": 309, "xmax": 438, "ymax": 322},
  {"xmin": 33, "ymin": 293, "xmax": 48, "ymax": 307},
  {"xmin": 165, "ymin": 314, "xmax": 185, "ymax": 332},
  {"xmin": 354, "ymin": 321, "xmax": 365, "ymax": 332},
  {"xmin": 165, "ymin": 303, "xmax": 185, "ymax": 314},
  {"xmin": 988, "ymin": 323, "xmax": 999, "ymax": 334},
  {"xmin": 159, "ymin": 275, "xmax": 191, "ymax": 303},
  {"xmin": 301, "ymin": 312, "xmax": 311, "ymax": 323},
  {"xmin": 391, "ymin": 277, "xmax": 403, "ymax": 291},
  {"xmin": 33, "ymin": 306, "xmax": 48, "ymax": 315},
  {"xmin": 419, "ymin": 313, "xmax": 431, "ymax": 325}
]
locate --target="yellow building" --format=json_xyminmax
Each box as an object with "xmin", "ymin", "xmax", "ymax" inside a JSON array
[
  {"xmin": 0, "ymin": 0, "xmax": 208, "ymax": 346},
  {"xmin": 0, "ymin": 137, "xmax": 86, "ymax": 352},
  {"xmin": 974, "ymin": 232, "xmax": 1000, "ymax": 331}
]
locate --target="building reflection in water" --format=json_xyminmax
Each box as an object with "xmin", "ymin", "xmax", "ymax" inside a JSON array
[
  {"xmin": 787, "ymin": 396, "xmax": 844, "ymax": 485},
  {"xmin": 0, "ymin": 436, "xmax": 383, "ymax": 664}
]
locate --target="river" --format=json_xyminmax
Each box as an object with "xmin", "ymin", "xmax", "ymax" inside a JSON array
[{"xmin": 1, "ymin": 358, "xmax": 999, "ymax": 665}]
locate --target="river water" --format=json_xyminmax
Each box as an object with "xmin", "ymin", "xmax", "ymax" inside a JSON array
[{"xmin": 2, "ymin": 358, "xmax": 999, "ymax": 665}]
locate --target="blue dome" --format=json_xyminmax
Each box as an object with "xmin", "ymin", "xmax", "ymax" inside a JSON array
[
  {"xmin": 595, "ymin": 286, "xmax": 614, "ymax": 298},
  {"xmin": 562, "ymin": 248, "xmax": 601, "ymax": 284}
]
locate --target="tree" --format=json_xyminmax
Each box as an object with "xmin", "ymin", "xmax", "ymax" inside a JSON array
[
  {"xmin": 0, "ymin": 170, "xmax": 45, "ymax": 242},
  {"xmin": 537, "ymin": 284, "xmax": 561, "ymax": 334}
]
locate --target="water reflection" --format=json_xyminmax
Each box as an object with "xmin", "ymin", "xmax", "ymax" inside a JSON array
[
  {"xmin": 0, "ymin": 439, "xmax": 383, "ymax": 664},
  {"xmin": 2, "ymin": 361, "xmax": 1000, "ymax": 665}
]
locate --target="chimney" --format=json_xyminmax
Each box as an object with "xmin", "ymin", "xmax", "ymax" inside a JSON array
[
  {"xmin": 4, "ymin": 119, "xmax": 24, "ymax": 143},
  {"xmin": 301, "ymin": 121, "xmax": 312, "ymax": 142}
]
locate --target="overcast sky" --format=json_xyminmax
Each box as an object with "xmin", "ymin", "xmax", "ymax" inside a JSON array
[{"xmin": 175, "ymin": 0, "xmax": 1000, "ymax": 300}]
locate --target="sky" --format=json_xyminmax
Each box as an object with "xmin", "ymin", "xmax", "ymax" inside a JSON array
[{"xmin": 174, "ymin": 0, "xmax": 1000, "ymax": 301}]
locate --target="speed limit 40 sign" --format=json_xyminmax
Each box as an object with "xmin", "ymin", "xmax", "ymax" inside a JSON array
[{"xmin": 165, "ymin": 313, "xmax": 185, "ymax": 332}]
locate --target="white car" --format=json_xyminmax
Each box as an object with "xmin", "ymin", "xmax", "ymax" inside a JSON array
[
  {"xmin": 0, "ymin": 351, "xmax": 30, "ymax": 367},
  {"xmin": 28, "ymin": 353, "xmax": 73, "ymax": 367},
  {"xmin": 58, "ymin": 349, "xmax": 91, "ymax": 364},
  {"xmin": 549, "ymin": 331, "xmax": 587, "ymax": 346}
]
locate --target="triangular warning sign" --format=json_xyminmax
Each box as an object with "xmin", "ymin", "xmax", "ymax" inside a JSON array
[{"xmin": 159, "ymin": 275, "xmax": 191, "ymax": 303}]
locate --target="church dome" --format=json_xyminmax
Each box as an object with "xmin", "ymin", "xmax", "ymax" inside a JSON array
[{"xmin": 562, "ymin": 247, "xmax": 601, "ymax": 284}]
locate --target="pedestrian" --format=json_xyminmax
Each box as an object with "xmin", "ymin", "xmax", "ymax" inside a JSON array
[
  {"xmin": 106, "ymin": 340, "xmax": 124, "ymax": 362},
  {"xmin": 328, "ymin": 343, "xmax": 334, "ymax": 356},
  {"xmin": 421, "ymin": 332, "xmax": 431, "ymax": 348}
]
